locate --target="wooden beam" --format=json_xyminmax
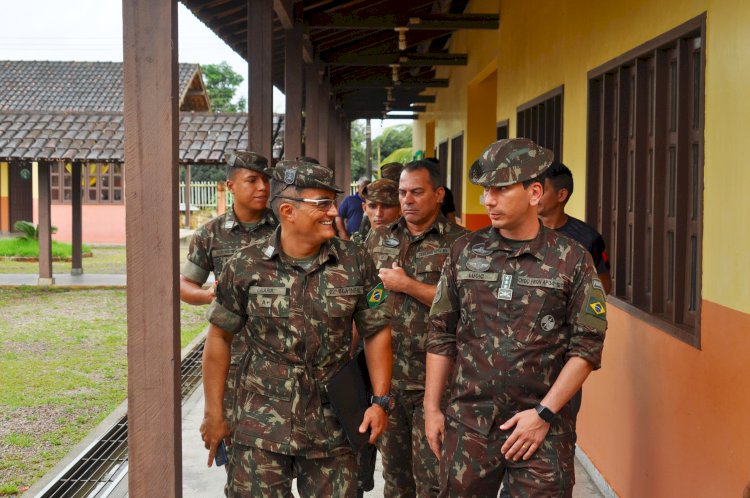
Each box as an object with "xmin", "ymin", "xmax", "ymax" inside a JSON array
[
  {"xmin": 71, "ymin": 161, "xmax": 82, "ymax": 275},
  {"xmin": 184, "ymin": 164, "xmax": 191, "ymax": 228},
  {"xmin": 335, "ymin": 78, "xmax": 449, "ymax": 90},
  {"xmin": 317, "ymin": 80, "xmax": 330, "ymax": 167},
  {"xmin": 248, "ymin": 0, "xmax": 274, "ymax": 159},
  {"xmin": 304, "ymin": 63, "xmax": 320, "ymax": 158},
  {"xmin": 306, "ymin": 13, "xmax": 499, "ymax": 30},
  {"xmin": 122, "ymin": 0, "xmax": 182, "ymax": 495},
  {"xmin": 273, "ymin": 0, "xmax": 294, "ymax": 29},
  {"xmin": 37, "ymin": 162, "xmax": 54, "ymax": 285},
  {"xmin": 284, "ymin": 20, "xmax": 304, "ymax": 159},
  {"xmin": 325, "ymin": 52, "xmax": 468, "ymax": 66}
]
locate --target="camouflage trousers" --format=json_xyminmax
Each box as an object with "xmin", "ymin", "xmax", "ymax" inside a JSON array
[
  {"xmin": 439, "ymin": 417, "xmax": 575, "ymax": 498},
  {"xmin": 227, "ymin": 443, "xmax": 357, "ymax": 498},
  {"xmin": 376, "ymin": 389, "xmax": 440, "ymax": 498}
]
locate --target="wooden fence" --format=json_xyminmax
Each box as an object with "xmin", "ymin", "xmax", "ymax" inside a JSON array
[{"xmin": 179, "ymin": 182, "xmax": 233, "ymax": 209}]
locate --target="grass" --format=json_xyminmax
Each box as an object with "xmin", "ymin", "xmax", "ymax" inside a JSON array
[
  {"xmin": 0, "ymin": 287, "xmax": 209, "ymax": 495},
  {"xmin": 0, "ymin": 239, "xmax": 92, "ymax": 259},
  {"xmin": 0, "ymin": 245, "xmax": 190, "ymax": 275}
]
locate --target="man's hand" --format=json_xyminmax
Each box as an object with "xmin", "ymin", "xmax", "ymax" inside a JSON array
[
  {"xmin": 359, "ymin": 405, "xmax": 388, "ymax": 444},
  {"xmin": 499, "ymin": 409, "xmax": 550, "ymax": 461},
  {"xmin": 379, "ymin": 262, "xmax": 410, "ymax": 293},
  {"xmin": 200, "ymin": 414, "xmax": 230, "ymax": 467},
  {"xmin": 424, "ymin": 407, "xmax": 445, "ymax": 458}
]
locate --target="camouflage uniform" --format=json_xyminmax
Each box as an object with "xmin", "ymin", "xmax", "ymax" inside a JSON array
[
  {"xmin": 181, "ymin": 151, "xmax": 277, "ymax": 424},
  {"xmin": 207, "ymin": 160, "xmax": 391, "ymax": 498},
  {"xmin": 426, "ymin": 139, "xmax": 607, "ymax": 497},
  {"xmin": 366, "ymin": 214, "xmax": 467, "ymax": 497}
]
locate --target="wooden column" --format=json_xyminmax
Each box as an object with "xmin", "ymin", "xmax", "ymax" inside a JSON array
[
  {"xmin": 334, "ymin": 115, "xmax": 344, "ymax": 187},
  {"xmin": 71, "ymin": 161, "xmax": 83, "ymax": 275},
  {"xmin": 344, "ymin": 120, "xmax": 352, "ymax": 189},
  {"xmin": 122, "ymin": 0, "xmax": 182, "ymax": 495},
  {"xmin": 284, "ymin": 19, "xmax": 304, "ymax": 159},
  {"xmin": 305, "ymin": 64, "xmax": 320, "ymax": 158},
  {"xmin": 248, "ymin": 0, "xmax": 274, "ymax": 160},
  {"xmin": 317, "ymin": 80, "xmax": 330, "ymax": 167},
  {"xmin": 327, "ymin": 102, "xmax": 337, "ymax": 172},
  {"xmin": 184, "ymin": 164, "xmax": 191, "ymax": 228},
  {"xmin": 37, "ymin": 162, "xmax": 54, "ymax": 286}
]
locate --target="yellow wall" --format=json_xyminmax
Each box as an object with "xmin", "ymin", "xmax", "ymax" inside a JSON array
[
  {"xmin": 412, "ymin": 0, "xmax": 750, "ymax": 495},
  {"xmin": 415, "ymin": 0, "xmax": 750, "ymax": 314},
  {"xmin": 0, "ymin": 162, "xmax": 8, "ymax": 231}
]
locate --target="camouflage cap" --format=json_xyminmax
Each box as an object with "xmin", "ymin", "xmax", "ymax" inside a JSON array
[
  {"xmin": 380, "ymin": 162, "xmax": 403, "ymax": 182},
  {"xmin": 362, "ymin": 179, "xmax": 399, "ymax": 206},
  {"xmin": 468, "ymin": 138, "xmax": 553, "ymax": 187},
  {"xmin": 266, "ymin": 159, "xmax": 344, "ymax": 194},
  {"xmin": 224, "ymin": 150, "xmax": 269, "ymax": 175},
  {"xmin": 295, "ymin": 156, "xmax": 320, "ymax": 165}
]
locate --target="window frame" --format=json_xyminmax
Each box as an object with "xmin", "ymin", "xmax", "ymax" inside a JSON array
[
  {"xmin": 517, "ymin": 86, "xmax": 564, "ymax": 160},
  {"xmin": 51, "ymin": 161, "xmax": 124, "ymax": 205},
  {"xmin": 585, "ymin": 13, "xmax": 705, "ymax": 347}
]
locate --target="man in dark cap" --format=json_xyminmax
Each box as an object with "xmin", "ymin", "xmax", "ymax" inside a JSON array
[
  {"xmin": 350, "ymin": 178, "xmax": 401, "ymax": 246},
  {"xmin": 354, "ymin": 163, "xmax": 404, "ymax": 239},
  {"xmin": 180, "ymin": 150, "xmax": 278, "ymax": 431},
  {"xmin": 200, "ymin": 159, "xmax": 394, "ymax": 497},
  {"xmin": 425, "ymin": 138, "xmax": 607, "ymax": 497}
]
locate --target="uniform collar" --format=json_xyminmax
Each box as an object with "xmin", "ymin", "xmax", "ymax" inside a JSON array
[
  {"xmin": 222, "ymin": 207, "xmax": 277, "ymax": 233},
  {"xmin": 390, "ymin": 212, "xmax": 451, "ymax": 238},
  {"xmin": 484, "ymin": 221, "xmax": 549, "ymax": 261}
]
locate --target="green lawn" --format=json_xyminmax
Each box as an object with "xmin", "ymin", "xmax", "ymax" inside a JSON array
[
  {"xmin": 0, "ymin": 287, "xmax": 209, "ymax": 496},
  {"xmin": 0, "ymin": 239, "xmax": 91, "ymax": 258},
  {"xmin": 0, "ymin": 245, "xmax": 190, "ymax": 275}
]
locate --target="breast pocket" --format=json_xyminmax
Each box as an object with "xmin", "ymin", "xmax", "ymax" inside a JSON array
[
  {"xmin": 415, "ymin": 250, "xmax": 449, "ymax": 285},
  {"xmin": 246, "ymin": 286, "xmax": 290, "ymax": 318},
  {"xmin": 372, "ymin": 246, "xmax": 399, "ymax": 270},
  {"xmin": 211, "ymin": 248, "xmax": 238, "ymax": 277},
  {"xmin": 505, "ymin": 280, "xmax": 566, "ymax": 345}
]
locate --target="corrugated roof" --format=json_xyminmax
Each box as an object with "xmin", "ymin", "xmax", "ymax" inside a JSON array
[
  {"xmin": 0, "ymin": 111, "xmax": 284, "ymax": 164},
  {"xmin": 0, "ymin": 61, "xmax": 203, "ymax": 112}
]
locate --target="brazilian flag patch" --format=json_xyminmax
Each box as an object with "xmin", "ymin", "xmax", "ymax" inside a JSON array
[
  {"xmin": 586, "ymin": 296, "xmax": 606, "ymax": 318},
  {"xmin": 367, "ymin": 282, "xmax": 386, "ymax": 308}
]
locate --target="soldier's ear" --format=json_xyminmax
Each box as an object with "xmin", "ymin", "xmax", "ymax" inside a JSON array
[
  {"xmin": 278, "ymin": 201, "xmax": 296, "ymax": 221},
  {"xmin": 558, "ymin": 187, "xmax": 570, "ymax": 204},
  {"xmin": 528, "ymin": 181, "xmax": 544, "ymax": 206}
]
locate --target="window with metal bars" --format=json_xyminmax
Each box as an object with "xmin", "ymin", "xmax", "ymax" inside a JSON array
[
  {"xmin": 449, "ymin": 133, "xmax": 464, "ymax": 218},
  {"xmin": 585, "ymin": 14, "xmax": 705, "ymax": 346},
  {"xmin": 517, "ymin": 87, "xmax": 563, "ymax": 160}
]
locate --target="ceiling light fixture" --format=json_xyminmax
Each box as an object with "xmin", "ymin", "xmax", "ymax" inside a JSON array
[{"xmin": 394, "ymin": 27, "xmax": 409, "ymax": 51}]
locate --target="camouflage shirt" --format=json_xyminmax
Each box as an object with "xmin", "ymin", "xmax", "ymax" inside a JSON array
[
  {"xmin": 207, "ymin": 227, "xmax": 391, "ymax": 458},
  {"xmin": 181, "ymin": 207, "xmax": 278, "ymax": 283},
  {"xmin": 366, "ymin": 214, "xmax": 467, "ymax": 390},
  {"xmin": 427, "ymin": 224, "xmax": 607, "ymax": 436}
]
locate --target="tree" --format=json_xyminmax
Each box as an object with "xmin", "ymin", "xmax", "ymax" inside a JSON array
[
  {"xmin": 349, "ymin": 121, "xmax": 413, "ymax": 180},
  {"xmin": 201, "ymin": 62, "xmax": 247, "ymax": 112}
]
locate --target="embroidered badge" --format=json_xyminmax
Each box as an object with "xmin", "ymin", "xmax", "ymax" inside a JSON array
[
  {"xmin": 466, "ymin": 258, "xmax": 491, "ymax": 272},
  {"xmin": 592, "ymin": 278, "xmax": 604, "ymax": 292},
  {"xmin": 367, "ymin": 282, "xmax": 386, "ymax": 308},
  {"xmin": 496, "ymin": 272, "xmax": 513, "ymax": 300},
  {"xmin": 284, "ymin": 168, "xmax": 297, "ymax": 184},
  {"xmin": 433, "ymin": 280, "xmax": 442, "ymax": 304},
  {"xmin": 384, "ymin": 237, "xmax": 400, "ymax": 248},
  {"xmin": 471, "ymin": 243, "xmax": 492, "ymax": 256},
  {"xmin": 587, "ymin": 298, "xmax": 606, "ymax": 316},
  {"xmin": 263, "ymin": 245, "xmax": 275, "ymax": 258},
  {"xmin": 540, "ymin": 314, "xmax": 556, "ymax": 331}
]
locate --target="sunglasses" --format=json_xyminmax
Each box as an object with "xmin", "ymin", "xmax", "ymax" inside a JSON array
[{"xmin": 276, "ymin": 196, "xmax": 337, "ymax": 211}]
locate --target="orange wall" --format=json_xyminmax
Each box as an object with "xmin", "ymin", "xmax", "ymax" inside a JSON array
[
  {"xmin": 578, "ymin": 300, "xmax": 750, "ymax": 497},
  {"xmin": 50, "ymin": 205, "xmax": 126, "ymax": 244}
]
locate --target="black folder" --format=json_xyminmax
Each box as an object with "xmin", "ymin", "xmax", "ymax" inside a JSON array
[{"xmin": 325, "ymin": 350, "xmax": 372, "ymax": 451}]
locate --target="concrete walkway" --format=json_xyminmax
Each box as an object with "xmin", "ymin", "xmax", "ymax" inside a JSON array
[
  {"xmin": 179, "ymin": 386, "xmax": 603, "ymax": 498},
  {"xmin": 0, "ymin": 272, "xmax": 127, "ymax": 287}
]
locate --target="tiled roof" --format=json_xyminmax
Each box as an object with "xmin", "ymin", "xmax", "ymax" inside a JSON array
[
  {"xmin": 0, "ymin": 61, "xmax": 200, "ymax": 112},
  {"xmin": 0, "ymin": 111, "xmax": 283, "ymax": 164}
]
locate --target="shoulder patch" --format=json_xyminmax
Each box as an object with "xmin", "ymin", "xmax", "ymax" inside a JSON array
[
  {"xmin": 367, "ymin": 282, "xmax": 386, "ymax": 308},
  {"xmin": 586, "ymin": 296, "xmax": 606, "ymax": 318}
]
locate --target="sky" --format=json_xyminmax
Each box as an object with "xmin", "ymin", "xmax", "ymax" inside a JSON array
[{"xmin": 0, "ymin": 0, "xmax": 410, "ymax": 137}]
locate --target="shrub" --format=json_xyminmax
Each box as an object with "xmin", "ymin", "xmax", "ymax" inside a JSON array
[{"xmin": 13, "ymin": 220, "xmax": 58, "ymax": 241}]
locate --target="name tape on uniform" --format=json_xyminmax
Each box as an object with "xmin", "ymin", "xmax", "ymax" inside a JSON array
[
  {"xmin": 516, "ymin": 276, "xmax": 565, "ymax": 290},
  {"xmin": 416, "ymin": 248, "xmax": 450, "ymax": 258},
  {"xmin": 248, "ymin": 286, "xmax": 290, "ymax": 296},
  {"xmin": 325, "ymin": 286, "xmax": 364, "ymax": 296},
  {"xmin": 458, "ymin": 271, "xmax": 499, "ymax": 282}
]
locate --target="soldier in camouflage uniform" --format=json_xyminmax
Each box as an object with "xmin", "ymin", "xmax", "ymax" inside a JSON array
[
  {"xmin": 355, "ymin": 162, "xmax": 404, "ymax": 239},
  {"xmin": 200, "ymin": 159, "xmax": 394, "ymax": 498},
  {"xmin": 350, "ymin": 178, "xmax": 401, "ymax": 247},
  {"xmin": 424, "ymin": 138, "xmax": 608, "ymax": 498},
  {"xmin": 180, "ymin": 150, "xmax": 277, "ymax": 425},
  {"xmin": 365, "ymin": 160, "xmax": 467, "ymax": 497}
]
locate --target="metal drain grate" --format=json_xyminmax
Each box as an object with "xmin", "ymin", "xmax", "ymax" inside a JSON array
[{"xmin": 35, "ymin": 338, "xmax": 206, "ymax": 497}]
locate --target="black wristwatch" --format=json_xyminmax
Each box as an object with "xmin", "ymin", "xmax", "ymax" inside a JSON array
[
  {"xmin": 370, "ymin": 393, "xmax": 396, "ymax": 415},
  {"xmin": 535, "ymin": 403, "xmax": 555, "ymax": 423}
]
